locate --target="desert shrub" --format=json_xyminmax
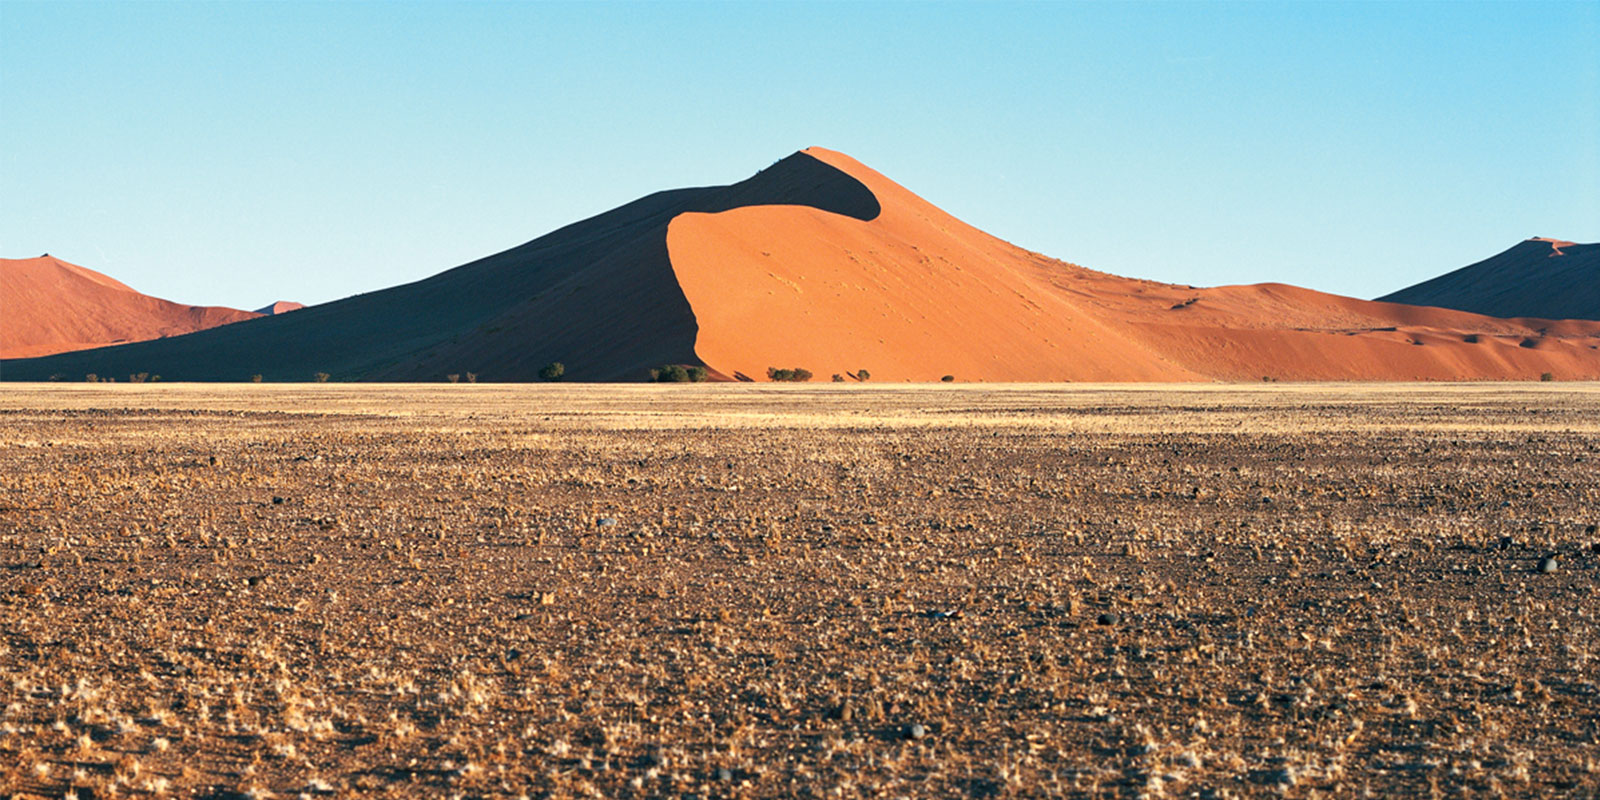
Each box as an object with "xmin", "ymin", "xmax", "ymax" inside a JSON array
[
  {"xmin": 48, "ymin": 374, "xmax": 63, "ymax": 382},
  {"xmin": 85, "ymin": 373, "xmax": 98, "ymax": 383},
  {"xmin": 1463, "ymin": 334, "xmax": 1480, "ymax": 344},
  {"xmin": 1540, "ymin": 372, "xmax": 1554, "ymax": 382},
  {"xmin": 856, "ymin": 369, "xmax": 870, "ymax": 381},
  {"xmin": 314, "ymin": 372, "xmax": 331, "ymax": 383},
  {"xmin": 832, "ymin": 374, "xmax": 845, "ymax": 382},
  {"xmin": 447, "ymin": 373, "xmax": 460, "ymax": 383},
  {"xmin": 653, "ymin": 364, "xmax": 690, "ymax": 382},
  {"xmin": 251, "ymin": 374, "xmax": 264, "ymax": 383},
  {"xmin": 767, "ymin": 367, "xmax": 813, "ymax": 382},
  {"xmin": 129, "ymin": 373, "xmax": 148, "ymax": 383},
  {"xmin": 150, "ymin": 375, "xmax": 161, "ymax": 382},
  {"xmin": 539, "ymin": 362, "xmax": 566, "ymax": 381},
  {"xmin": 466, "ymin": 372, "xmax": 478, "ymax": 384},
  {"xmin": 686, "ymin": 366, "xmax": 708, "ymax": 382},
  {"xmin": 941, "ymin": 375, "xmax": 955, "ymax": 382}
]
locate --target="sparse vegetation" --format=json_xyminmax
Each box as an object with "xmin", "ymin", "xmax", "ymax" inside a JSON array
[
  {"xmin": 1541, "ymin": 371, "xmax": 1554, "ymax": 382},
  {"xmin": 447, "ymin": 373, "xmax": 460, "ymax": 383},
  {"xmin": 766, "ymin": 367, "xmax": 813, "ymax": 382},
  {"xmin": 651, "ymin": 364, "xmax": 708, "ymax": 382},
  {"xmin": 1, "ymin": 384, "xmax": 1597, "ymax": 798},
  {"xmin": 252, "ymin": 374, "xmax": 264, "ymax": 383},
  {"xmin": 84, "ymin": 373, "xmax": 97, "ymax": 383},
  {"xmin": 539, "ymin": 362, "xmax": 566, "ymax": 381},
  {"xmin": 466, "ymin": 372, "xmax": 478, "ymax": 384},
  {"xmin": 314, "ymin": 372, "xmax": 331, "ymax": 383},
  {"xmin": 832, "ymin": 373, "xmax": 845, "ymax": 382}
]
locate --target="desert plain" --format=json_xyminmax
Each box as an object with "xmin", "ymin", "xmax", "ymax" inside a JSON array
[{"xmin": 1, "ymin": 382, "xmax": 1597, "ymax": 799}]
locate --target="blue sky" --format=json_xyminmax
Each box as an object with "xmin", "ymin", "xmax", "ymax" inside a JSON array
[{"xmin": 3, "ymin": 1, "xmax": 1596, "ymax": 308}]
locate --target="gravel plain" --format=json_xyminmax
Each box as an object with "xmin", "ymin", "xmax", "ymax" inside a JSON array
[{"xmin": 1, "ymin": 383, "xmax": 1597, "ymax": 798}]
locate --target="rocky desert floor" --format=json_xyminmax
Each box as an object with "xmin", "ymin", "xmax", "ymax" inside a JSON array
[{"xmin": 1, "ymin": 382, "xmax": 1597, "ymax": 799}]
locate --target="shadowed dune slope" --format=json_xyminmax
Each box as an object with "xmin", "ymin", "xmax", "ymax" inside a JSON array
[
  {"xmin": 0, "ymin": 256, "xmax": 260, "ymax": 360},
  {"xmin": 0, "ymin": 153, "xmax": 878, "ymax": 382},
  {"xmin": 665, "ymin": 148, "xmax": 1600, "ymax": 382},
  {"xmin": 1377, "ymin": 238, "xmax": 1599, "ymax": 322}
]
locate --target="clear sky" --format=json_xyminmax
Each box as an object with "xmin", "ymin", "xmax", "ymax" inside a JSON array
[{"xmin": 2, "ymin": 1, "xmax": 1596, "ymax": 309}]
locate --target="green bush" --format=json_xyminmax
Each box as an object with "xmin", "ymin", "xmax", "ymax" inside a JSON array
[
  {"xmin": 539, "ymin": 362, "xmax": 566, "ymax": 381},
  {"xmin": 1540, "ymin": 372, "xmax": 1555, "ymax": 382},
  {"xmin": 650, "ymin": 364, "xmax": 708, "ymax": 383},
  {"xmin": 856, "ymin": 369, "xmax": 870, "ymax": 381},
  {"xmin": 767, "ymin": 367, "xmax": 813, "ymax": 382},
  {"xmin": 832, "ymin": 374, "xmax": 845, "ymax": 382},
  {"xmin": 652, "ymin": 364, "xmax": 690, "ymax": 382},
  {"xmin": 940, "ymin": 375, "xmax": 955, "ymax": 383}
]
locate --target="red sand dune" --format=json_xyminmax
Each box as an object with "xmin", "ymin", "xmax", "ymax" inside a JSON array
[
  {"xmin": 1377, "ymin": 237, "xmax": 1599, "ymax": 322},
  {"xmin": 667, "ymin": 148, "xmax": 1600, "ymax": 382},
  {"xmin": 0, "ymin": 255, "xmax": 260, "ymax": 359},
  {"xmin": 4, "ymin": 149, "xmax": 1598, "ymax": 382},
  {"xmin": 255, "ymin": 301, "xmax": 305, "ymax": 315}
]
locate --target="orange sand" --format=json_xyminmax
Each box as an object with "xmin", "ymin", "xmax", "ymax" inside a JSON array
[
  {"xmin": 0, "ymin": 256, "xmax": 260, "ymax": 359},
  {"xmin": 668, "ymin": 148, "xmax": 1600, "ymax": 382}
]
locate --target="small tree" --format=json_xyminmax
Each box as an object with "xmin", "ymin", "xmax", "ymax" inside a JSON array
[
  {"xmin": 85, "ymin": 373, "xmax": 98, "ymax": 383},
  {"xmin": 314, "ymin": 372, "xmax": 331, "ymax": 383},
  {"xmin": 539, "ymin": 362, "xmax": 566, "ymax": 381},
  {"xmin": 1540, "ymin": 372, "xmax": 1555, "ymax": 382},
  {"xmin": 447, "ymin": 373, "xmax": 460, "ymax": 383},
  {"xmin": 832, "ymin": 373, "xmax": 845, "ymax": 382},
  {"xmin": 466, "ymin": 372, "xmax": 478, "ymax": 384},
  {"xmin": 856, "ymin": 369, "xmax": 870, "ymax": 381},
  {"xmin": 251, "ymin": 374, "xmax": 264, "ymax": 383},
  {"xmin": 686, "ymin": 366, "xmax": 708, "ymax": 382},
  {"xmin": 653, "ymin": 364, "xmax": 690, "ymax": 382},
  {"xmin": 766, "ymin": 367, "xmax": 813, "ymax": 382}
]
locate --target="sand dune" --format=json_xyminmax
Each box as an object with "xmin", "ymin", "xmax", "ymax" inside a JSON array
[
  {"xmin": 0, "ymin": 255, "xmax": 260, "ymax": 360},
  {"xmin": 5, "ymin": 150, "xmax": 1598, "ymax": 382},
  {"xmin": 1377, "ymin": 238, "xmax": 1599, "ymax": 322},
  {"xmin": 669, "ymin": 148, "xmax": 1600, "ymax": 382}
]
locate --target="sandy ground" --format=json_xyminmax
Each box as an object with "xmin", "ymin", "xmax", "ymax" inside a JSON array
[{"xmin": 1, "ymin": 383, "xmax": 1597, "ymax": 798}]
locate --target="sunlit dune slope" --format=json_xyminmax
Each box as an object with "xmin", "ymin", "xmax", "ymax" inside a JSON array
[
  {"xmin": 667, "ymin": 148, "xmax": 1600, "ymax": 381},
  {"xmin": 0, "ymin": 255, "xmax": 260, "ymax": 360}
]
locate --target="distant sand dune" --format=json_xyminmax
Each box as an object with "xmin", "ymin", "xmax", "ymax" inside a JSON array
[
  {"xmin": 1377, "ymin": 238, "xmax": 1599, "ymax": 322},
  {"xmin": 0, "ymin": 255, "xmax": 259, "ymax": 360}
]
